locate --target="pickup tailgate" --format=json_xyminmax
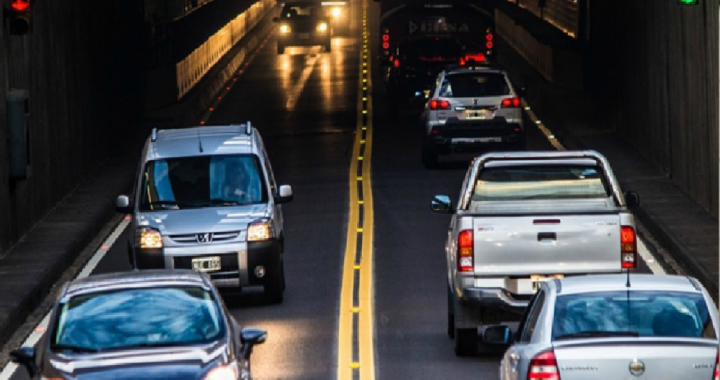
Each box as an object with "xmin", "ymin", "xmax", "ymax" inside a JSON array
[
  {"xmin": 473, "ymin": 214, "xmax": 621, "ymax": 275},
  {"xmin": 553, "ymin": 339, "xmax": 717, "ymax": 379}
]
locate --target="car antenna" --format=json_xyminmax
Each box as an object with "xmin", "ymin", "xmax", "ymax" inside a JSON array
[
  {"xmin": 625, "ymin": 267, "xmax": 631, "ymax": 288},
  {"xmin": 197, "ymin": 129, "xmax": 204, "ymax": 153}
]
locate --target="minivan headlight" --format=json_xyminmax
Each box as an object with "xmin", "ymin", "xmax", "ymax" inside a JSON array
[
  {"xmin": 247, "ymin": 221, "xmax": 271, "ymax": 242},
  {"xmin": 280, "ymin": 24, "xmax": 291, "ymax": 33},
  {"xmin": 317, "ymin": 22, "xmax": 328, "ymax": 31},
  {"xmin": 204, "ymin": 362, "xmax": 238, "ymax": 380},
  {"xmin": 137, "ymin": 227, "xmax": 163, "ymax": 249}
]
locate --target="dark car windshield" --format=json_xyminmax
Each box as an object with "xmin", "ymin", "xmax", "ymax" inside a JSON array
[
  {"xmin": 52, "ymin": 286, "xmax": 226, "ymax": 352},
  {"xmin": 140, "ymin": 154, "xmax": 268, "ymax": 211},
  {"xmin": 439, "ymin": 73, "xmax": 510, "ymax": 98},
  {"xmin": 553, "ymin": 290, "xmax": 716, "ymax": 341},
  {"xmin": 472, "ymin": 165, "xmax": 610, "ymax": 202}
]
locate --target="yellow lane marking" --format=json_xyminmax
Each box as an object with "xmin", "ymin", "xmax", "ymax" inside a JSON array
[
  {"xmin": 337, "ymin": 0, "xmax": 375, "ymax": 377},
  {"xmin": 521, "ymin": 100, "xmax": 565, "ymax": 150}
]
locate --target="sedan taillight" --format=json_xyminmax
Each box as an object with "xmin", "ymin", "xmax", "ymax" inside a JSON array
[
  {"xmin": 528, "ymin": 350, "xmax": 560, "ymax": 380},
  {"xmin": 429, "ymin": 99, "xmax": 450, "ymax": 110},
  {"xmin": 620, "ymin": 226, "xmax": 637, "ymax": 269},
  {"xmin": 501, "ymin": 97, "xmax": 521, "ymax": 108},
  {"xmin": 457, "ymin": 230, "xmax": 473, "ymax": 272}
]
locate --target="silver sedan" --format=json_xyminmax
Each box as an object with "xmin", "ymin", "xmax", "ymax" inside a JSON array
[{"xmin": 485, "ymin": 274, "xmax": 719, "ymax": 380}]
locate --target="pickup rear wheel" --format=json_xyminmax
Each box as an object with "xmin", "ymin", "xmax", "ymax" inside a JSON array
[{"xmin": 454, "ymin": 327, "xmax": 476, "ymax": 357}]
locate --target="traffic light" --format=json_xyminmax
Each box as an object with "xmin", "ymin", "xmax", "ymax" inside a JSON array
[
  {"xmin": 678, "ymin": 0, "xmax": 698, "ymax": 4},
  {"xmin": 6, "ymin": 0, "xmax": 31, "ymax": 35},
  {"xmin": 485, "ymin": 27, "xmax": 494, "ymax": 57}
]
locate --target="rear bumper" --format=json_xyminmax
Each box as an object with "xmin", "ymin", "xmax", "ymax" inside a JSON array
[
  {"xmin": 462, "ymin": 287, "xmax": 530, "ymax": 315},
  {"xmin": 427, "ymin": 118, "xmax": 524, "ymax": 152}
]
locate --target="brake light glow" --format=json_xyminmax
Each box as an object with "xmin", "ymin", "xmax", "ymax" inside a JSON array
[
  {"xmin": 393, "ymin": 58, "xmax": 399, "ymax": 68},
  {"xmin": 457, "ymin": 230, "xmax": 473, "ymax": 272},
  {"xmin": 465, "ymin": 53, "xmax": 485, "ymax": 63},
  {"xmin": 501, "ymin": 97, "xmax": 521, "ymax": 108},
  {"xmin": 528, "ymin": 350, "xmax": 560, "ymax": 380},
  {"xmin": 429, "ymin": 99, "xmax": 450, "ymax": 110},
  {"xmin": 620, "ymin": 226, "xmax": 637, "ymax": 269},
  {"xmin": 459, "ymin": 57, "xmax": 466, "ymax": 66}
]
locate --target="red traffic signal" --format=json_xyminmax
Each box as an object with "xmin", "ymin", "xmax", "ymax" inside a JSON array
[{"xmin": 6, "ymin": 0, "xmax": 31, "ymax": 35}]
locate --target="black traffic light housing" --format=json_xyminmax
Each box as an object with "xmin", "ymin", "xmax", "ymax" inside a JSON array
[{"xmin": 5, "ymin": 0, "xmax": 31, "ymax": 35}]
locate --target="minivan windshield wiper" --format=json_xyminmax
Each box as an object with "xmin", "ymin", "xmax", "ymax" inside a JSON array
[
  {"xmin": 555, "ymin": 330, "xmax": 640, "ymax": 341},
  {"xmin": 145, "ymin": 200, "xmax": 198, "ymax": 209},
  {"xmin": 104, "ymin": 341, "xmax": 203, "ymax": 351},
  {"xmin": 52, "ymin": 344, "xmax": 101, "ymax": 353},
  {"xmin": 208, "ymin": 198, "xmax": 241, "ymax": 206}
]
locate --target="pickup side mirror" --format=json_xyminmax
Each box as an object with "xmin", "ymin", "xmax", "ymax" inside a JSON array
[
  {"xmin": 483, "ymin": 325, "xmax": 513, "ymax": 345},
  {"xmin": 240, "ymin": 327, "xmax": 267, "ymax": 358},
  {"xmin": 431, "ymin": 195, "xmax": 453, "ymax": 213},
  {"xmin": 624, "ymin": 191, "xmax": 640, "ymax": 209},
  {"xmin": 272, "ymin": 17, "xmax": 279, "ymax": 22},
  {"xmin": 116, "ymin": 195, "xmax": 133, "ymax": 214},
  {"xmin": 10, "ymin": 347, "xmax": 37, "ymax": 378},
  {"xmin": 275, "ymin": 185, "xmax": 293, "ymax": 204}
]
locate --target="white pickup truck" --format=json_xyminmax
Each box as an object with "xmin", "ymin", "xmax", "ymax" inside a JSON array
[{"xmin": 431, "ymin": 150, "xmax": 641, "ymax": 356}]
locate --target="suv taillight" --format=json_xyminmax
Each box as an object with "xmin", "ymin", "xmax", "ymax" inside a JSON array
[
  {"xmin": 501, "ymin": 97, "xmax": 521, "ymax": 108},
  {"xmin": 429, "ymin": 99, "xmax": 450, "ymax": 110},
  {"xmin": 528, "ymin": 350, "xmax": 560, "ymax": 380},
  {"xmin": 457, "ymin": 230, "xmax": 473, "ymax": 272},
  {"xmin": 620, "ymin": 226, "xmax": 637, "ymax": 269}
]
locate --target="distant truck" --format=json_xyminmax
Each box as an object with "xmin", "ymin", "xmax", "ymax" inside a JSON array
[{"xmin": 376, "ymin": 0, "xmax": 494, "ymax": 66}]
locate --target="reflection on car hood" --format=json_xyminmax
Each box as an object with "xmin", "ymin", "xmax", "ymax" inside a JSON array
[
  {"xmin": 49, "ymin": 344, "xmax": 227, "ymax": 379},
  {"xmin": 138, "ymin": 204, "xmax": 270, "ymax": 235}
]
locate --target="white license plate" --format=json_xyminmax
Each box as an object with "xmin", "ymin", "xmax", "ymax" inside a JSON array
[
  {"xmin": 192, "ymin": 256, "xmax": 221, "ymax": 272},
  {"xmin": 299, "ymin": 33, "xmax": 310, "ymax": 39},
  {"xmin": 465, "ymin": 110, "xmax": 491, "ymax": 119},
  {"xmin": 531, "ymin": 274, "xmax": 564, "ymax": 292},
  {"xmin": 452, "ymin": 137, "xmax": 502, "ymax": 144}
]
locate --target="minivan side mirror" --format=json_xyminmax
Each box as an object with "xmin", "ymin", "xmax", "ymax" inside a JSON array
[
  {"xmin": 431, "ymin": 195, "xmax": 453, "ymax": 213},
  {"xmin": 275, "ymin": 185, "xmax": 293, "ymax": 204},
  {"xmin": 116, "ymin": 195, "xmax": 133, "ymax": 214},
  {"xmin": 10, "ymin": 347, "xmax": 37, "ymax": 378},
  {"xmin": 483, "ymin": 325, "xmax": 513, "ymax": 345},
  {"xmin": 624, "ymin": 191, "xmax": 640, "ymax": 209},
  {"xmin": 240, "ymin": 327, "xmax": 267, "ymax": 357}
]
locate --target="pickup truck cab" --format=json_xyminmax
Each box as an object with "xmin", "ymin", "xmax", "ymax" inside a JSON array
[{"xmin": 431, "ymin": 150, "xmax": 640, "ymax": 356}]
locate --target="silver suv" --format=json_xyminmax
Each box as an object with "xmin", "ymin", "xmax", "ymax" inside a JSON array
[
  {"xmin": 419, "ymin": 63, "xmax": 525, "ymax": 168},
  {"xmin": 116, "ymin": 123, "xmax": 293, "ymax": 303}
]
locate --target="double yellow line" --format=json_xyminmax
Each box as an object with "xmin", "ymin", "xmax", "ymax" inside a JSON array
[{"xmin": 337, "ymin": 0, "xmax": 375, "ymax": 378}]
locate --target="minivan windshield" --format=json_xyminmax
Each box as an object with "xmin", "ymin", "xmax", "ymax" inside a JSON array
[
  {"xmin": 552, "ymin": 290, "xmax": 715, "ymax": 340},
  {"xmin": 140, "ymin": 154, "xmax": 267, "ymax": 211},
  {"xmin": 51, "ymin": 286, "xmax": 226, "ymax": 352}
]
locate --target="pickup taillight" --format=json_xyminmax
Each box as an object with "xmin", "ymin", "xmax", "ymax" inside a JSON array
[
  {"xmin": 457, "ymin": 230, "xmax": 473, "ymax": 272},
  {"xmin": 621, "ymin": 226, "xmax": 637, "ymax": 269}
]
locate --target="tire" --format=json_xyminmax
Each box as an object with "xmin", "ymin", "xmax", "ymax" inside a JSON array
[
  {"xmin": 277, "ymin": 44, "xmax": 285, "ymax": 54},
  {"xmin": 263, "ymin": 257, "xmax": 285, "ymax": 304},
  {"xmin": 447, "ymin": 287, "xmax": 455, "ymax": 339},
  {"xmin": 454, "ymin": 327, "xmax": 477, "ymax": 357},
  {"xmin": 421, "ymin": 140, "xmax": 439, "ymax": 169}
]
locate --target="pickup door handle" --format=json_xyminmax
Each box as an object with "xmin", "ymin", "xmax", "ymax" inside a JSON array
[{"xmin": 537, "ymin": 232, "xmax": 557, "ymax": 241}]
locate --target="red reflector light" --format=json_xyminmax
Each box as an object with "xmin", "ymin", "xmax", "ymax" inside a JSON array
[
  {"xmin": 486, "ymin": 33, "xmax": 493, "ymax": 41},
  {"xmin": 10, "ymin": 0, "xmax": 29, "ymax": 12},
  {"xmin": 393, "ymin": 58, "xmax": 399, "ymax": 68},
  {"xmin": 621, "ymin": 226, "xmax": 637, "ymax": 269},
  {"xmin": 514, "ymin": 127, "xmax": 521, "ymax": 132},
  {"xmin": 528, "ymin": 351, "xmax": 560, "ymax": 380},
  {"xmin": 382, "ymin": 34, "xmax": 389, "ymax": 41},
  {"xmin": 429, "ymin": 99, "xmax": 450, "ymax": 110},
  {"xmin": 382, "ymin": 42, "xmax": 390, "ymax": 49},
  {"xmin": 457, "ymin": 230, "xmax": 473, "ymax": 272},
  {"xmin": 486, "ymin": 41, "xmax": 493, "ymax": 49}
]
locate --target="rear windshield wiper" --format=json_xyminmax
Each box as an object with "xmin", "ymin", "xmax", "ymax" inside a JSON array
[
  {"xmin": 555, "ymin": 330, "xmax": 640, "ymax": 341},
  {"xmin": 52, "ymin": 344, "xmax": 101, "ymax": 353}
]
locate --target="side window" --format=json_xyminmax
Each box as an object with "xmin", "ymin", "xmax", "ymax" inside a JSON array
[
  {"xmin": 518, "ymin": 290, "xmax": 546, "ymax": 343},
  {"xmin": 262, "ymin": 150, "xmax": 277, "ymax": 195}
]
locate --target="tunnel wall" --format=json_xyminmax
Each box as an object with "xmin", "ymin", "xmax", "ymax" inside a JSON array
[
  {"xmin": 0, "ymin": 1, "xmax": 146, "ymax": 255},
  {"xmin": 588, "ymin": 0, "xmax": 718, "ymax": 218}
]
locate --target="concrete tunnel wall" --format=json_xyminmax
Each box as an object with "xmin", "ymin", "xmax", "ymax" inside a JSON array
[
  {"xmin": 588, "ymin": 0, "xmax": 719, "ymax": 218},
  {"xmin": 0, "ymin": 0, "xmax": 147, "ymax": 254}
]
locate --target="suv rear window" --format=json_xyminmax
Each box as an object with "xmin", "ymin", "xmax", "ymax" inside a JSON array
[
  {"xmin": 140, "ymin": 154, "xmax": 268, "ymax": 211},
  {"xmin": 472, "ymin": 165, "xmax": 610, "ymax": 201},
  {"xmin": 439, "ymin": 73, "xmax": 510, "ymax": 98}
]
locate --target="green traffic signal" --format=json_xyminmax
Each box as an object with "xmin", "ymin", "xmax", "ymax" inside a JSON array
[{"xmin": 678, "ymin": 0, "xmax": 698, "ymax": 4}]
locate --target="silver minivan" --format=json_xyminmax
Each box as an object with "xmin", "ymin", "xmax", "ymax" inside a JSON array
[{"xmin": 116, "ymin": 123, "xmax": 293, "ymax": 303}]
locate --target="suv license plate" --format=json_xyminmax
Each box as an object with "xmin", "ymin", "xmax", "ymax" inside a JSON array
[
  {"xmin": 192, "ymin": 256, "xmax": 221, "ymax": 272},
  {"xmin": 466, "ymin": 110, "xmax": 491, "ymax": 119}
]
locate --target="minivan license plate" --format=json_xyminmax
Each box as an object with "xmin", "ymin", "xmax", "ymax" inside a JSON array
[{"xmin": 192, "ymin": 256, "xmax": 221, "ymax": 272}]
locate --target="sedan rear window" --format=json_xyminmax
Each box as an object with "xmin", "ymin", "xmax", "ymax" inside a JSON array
[
  {"xmin": 52, "ymin": 286, "xmax": 226, "ymax": 352},
  {"xmin": 552, "ymin": 291, "xmax": 716, "ymax": 340},
  {"xmin": 472, "ymin": 165, "xmax": 610, "ymax": 201},
  {"xmin": 439, "ymin": 73, "xmax": 510, "ymax": 98}
]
